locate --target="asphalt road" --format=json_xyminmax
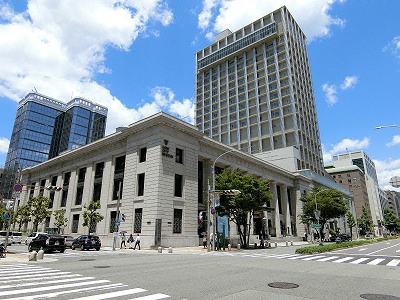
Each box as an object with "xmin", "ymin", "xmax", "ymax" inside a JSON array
[{"xmin": 1, "ymin": 240, "xmax": 400, "ymax": 300}]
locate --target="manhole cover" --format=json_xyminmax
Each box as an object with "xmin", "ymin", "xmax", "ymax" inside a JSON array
[
  {"xmin": 93, "ymin": 266, "xmax": 110, "ymax": 268},
  {"xmin": 360, "ymin": 294, "xmax": 400, "ymax": 300},
  {"xmin": 79, "ymin": 258, "xmax": 95, "ymax": 261},
  {"xmin": 268, "ymin": 282, "xmax": 299, "ymax": 289}
]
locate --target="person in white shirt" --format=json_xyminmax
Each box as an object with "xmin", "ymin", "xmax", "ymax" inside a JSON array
[{"xmin": 133, "ymin": 234, "xmax": 141, "ymax": 250}]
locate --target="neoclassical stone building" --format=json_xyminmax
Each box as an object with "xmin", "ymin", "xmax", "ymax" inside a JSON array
[{"xmin": 19, "ymin": 113, "xmax": 350, "ymax": 248}]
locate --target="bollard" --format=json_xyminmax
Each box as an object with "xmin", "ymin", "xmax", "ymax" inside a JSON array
[
  {"xmin": 29, "ymin": 250, "xmax": 37, "ymax": 261},
  {"xmin": 37, "ymin": 249, "xmax": 44, "ymax": 260},
  {"xmin": 228, "ymin": 244, "xmax": 231, "ymax": 251},
  {"xmin": 274, "ymin": 242, "xmax": 277, "ymax": 248},
  {"xmin": 237, "ymin": 243, "xmax": 241, "ymax": 250},
  {"xmin": 168, "ymin": 247, "xmax": 173, "ymax": 253},
  {"xmin": 286, "ymin": 241, "xmax": 289, "ymax": 247},
  {"xmin": 158, "ymin": 247, "xmax": 162, "ymax": 253},
  {"xmin": 291, "ymin": 241, "xmax": 294, "ymax": 246}
]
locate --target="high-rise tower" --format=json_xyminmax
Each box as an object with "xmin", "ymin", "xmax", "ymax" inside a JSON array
[
  {"xmin": 195, "ymin": 6, "xmax": 324, "ymax": 174},
  {"xmin": 1, "ymin": 92, "xmax": 107, "ymax": 199}
]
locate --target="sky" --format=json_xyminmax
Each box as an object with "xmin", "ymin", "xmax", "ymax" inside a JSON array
[{"xmin": 0, "ymin": 0, "xmax": 400, "ymax": 191}]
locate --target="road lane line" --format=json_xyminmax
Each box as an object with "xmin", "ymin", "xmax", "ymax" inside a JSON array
[
  {"xmin": 366, "ymin": 242, "xmax": 400, "ymax": 255},
  {"xmin": 69, "ymin": 288, "xmax": 147, "ymax": 300},
  {"xmin": 367, "ymin": 259, "xmax": 385, "ymax": 265},
  {"xmin": 302, "ymin": 255, "xmax": 326, "ymax": 261},
  {"xmin": 333, "ymin": 257, "xmax": 354, "ymax": 263},
  {"xmin": 287, "ymin": 255, "xmax": 313, "ymax": 260},
  {"xmin": 0, "ymin": 270, "xmax": 68, "ymax": 280},
  {"xmin": 0, "ymin": 276, "xmax": 95, "ymax": 289},
  {"xmin": 0, "ymin": 274, "xmax": 80, "ymax": 284},
  {"xmin": 316, "ymin": 256, "xmax": 339, "ymax": 262},
  {"xmin": 133, "ymin": 294, "xmax": 171, "ymax": 300},
  {"xmin": 386, "ymin": 259, "xmax": 400, "ymax": 266},
  {"xmin": 350, "ymin": 258, "xmax": 369, "ymax": 264},
  {"xmin": 0, "ymin": 267, "xmax": 53, "ymax": 275}
]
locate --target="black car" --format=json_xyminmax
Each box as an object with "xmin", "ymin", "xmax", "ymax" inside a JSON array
[
  {"xmin": 28, "ymin": 233, "xmax": 66, "ymax": 253},
  {"xmin": 71, "ymin": 235, "xmax": 101, "ymax": 251},
  {"xmin": 330, "ymin": 233, "xmax": 351, "ymax": 242}
]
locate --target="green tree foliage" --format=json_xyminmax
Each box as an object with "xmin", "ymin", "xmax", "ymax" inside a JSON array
[
  {"xmin": 82, "ymin": 200, "xmax": 104, "ymax": 234},
  {"xmin": 382, "ymin": 208, "xmax": 399, "ymax": 233},
  {"xmin": 54, "ymin": 209, "xmax": 68, "ymax": 234},
  {"xmin": 0, "ymin": 202, "xmax": 9, "ymax": 230},
  {"xmin": 346, "ymin": 210, "xmax": 357, "ymax": 240},
  {"xmin": 300, "ymin": 188, "xmax": 348, "ymax": 240},
  {"xmin": 13, "ymin": 204, "xmax": 32, "ymax": 231},
  {"xmin": 358, "ymin": 205, "xmax": 374, "ymax": 235},
  {"xmin": 215, "ymin": 168, "xmax": 273, "ymax": 248},
  {"xmin": 27, "ymin": 195, "xmax": 52, "ymax": 232}
]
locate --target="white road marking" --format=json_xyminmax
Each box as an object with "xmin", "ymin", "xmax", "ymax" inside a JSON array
[
  {"xmin": 0, "ymin": 274, "xmax": 81, "ymax": 284},
  {"xmin": 132, "ymin": 294, "xmax": 171, "ymax": 300},
  {"xmin": 333, "ymin": 257, "xmax": 354, "ymax": 263},
  {"xmin": 366, "ymin": 242, "xmax": 400, "ymax": 255},
  {"xmin": 387, "ymin": 259, "xmax": 400, "ymax": 267},
  {"xmin": 287, "ymin": 255, "xmax": 313, "ymax": 260},
  {"xmin": 69, "ymin": 288, "xmax": 147, "ymax": 300},
  {"xmin": 0, "ymin": 276, "xmax": 95, "ymax": 289},
  {"xmin": 358, "ymin": 248, "xmax": 367, "ymax": 251},
  {"xmin": 0, "ymin": 271, "xmax": 71, "ymax": 281},
  {"xmin": 302, "ymin": 255, "xmax": 326, "ymax": 261},
  {"xmin": 367, "ymin": 258, "xmax": 385, "ymax": 265},
  {"xmin": 316, "ymin": 256, "xmax": 339, "ymax": 262},
  {"xmin": 350, "ymin": 258, "xmax": 369, "ymax": 264}
]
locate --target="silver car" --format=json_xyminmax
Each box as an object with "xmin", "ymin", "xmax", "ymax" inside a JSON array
[{"xmin": 62, "ymin": 235, "xmax": 75, "ymax": 248}]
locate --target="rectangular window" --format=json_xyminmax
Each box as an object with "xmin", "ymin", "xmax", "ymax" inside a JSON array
[
  {"xmin": 75, "ymin": 187, "xmax": 83, "ymax": 205},
  {"xmin": 137, "ymin": 173, "xmax": 145, "ymax": 196},
  {"xmin": 109, "ymin": 211, "xmax": 117, "ymax": 233},
  {"xmin": 39, "ymin": 179, "xmax": 46, "ymax": 196},
  {"xmin": 174, "ymin": 174, "xmax": 183, "ymax": 197},
  {"xmin": 93, "ymin": 183, "xmax": 102, "ymax": 201},
  {"xmin": 61, "ymin": 190, "xmax": 68, "ymax": 207},
  {"xmin": 175, "ymin": 148, "xmax": 183, "ymax": 164},
  {"xmin": 134, "ymin": 208, "xmax": 143, "ymax": 233},
  {"xmin": 173, "ymin": 209, "xmax": 183, "ymax": 233},
  {"xmin": 95, "ymin": 162, "xmax": 104, "ymax": 178},
  {"xmin": 78, "ymin": 167, "xmax": 86, "ymax": 183},
  {"xmin": 139, "ymin": 147, "xmax": 147, "ymax": 163},
  {"xmin": 72, "ymin": 214, "xmax": 79, "ymax": 233},
  {"xmin": 63, "ymin": 172, "xmax": 71, "ymax": 186}
]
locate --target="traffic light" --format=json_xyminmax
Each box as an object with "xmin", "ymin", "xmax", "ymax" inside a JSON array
[{"xmin": 45, "ymin": 185, "xmax": 62, "ymax": 191}]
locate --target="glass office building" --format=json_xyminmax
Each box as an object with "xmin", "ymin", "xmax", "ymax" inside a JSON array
[
  {"xmin": 195, "ymin": 6, "xmax": 324, "ymax": 174},
  {"xmin": 1, "ymin": 92, "xmax": 107, "ymax": 199}
]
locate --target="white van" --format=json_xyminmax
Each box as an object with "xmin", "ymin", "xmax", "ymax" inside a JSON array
[
  {"xmin": 11, "ymin": 232, "xmax": 23, "ymax": 244},
  {"xmin": 0, "ymin": 231, "xmax": 12, "ymax": 246},
  {"xmin": 24, "ymin": 232, "xmax": 47, "ymax": 245}
]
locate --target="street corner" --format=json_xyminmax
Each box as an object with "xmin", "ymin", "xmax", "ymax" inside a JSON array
[{"xmin": 0, "ymin": 252, "xmax": 58, "ymax": 264}]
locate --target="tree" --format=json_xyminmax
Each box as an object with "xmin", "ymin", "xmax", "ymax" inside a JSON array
[
  {"xmin": 82, "ymin": 200, "xmax": 104, "ymax": 234},
  {"xmin": 13, "ymin": 204, "xmax": 32, "ymax": 231},
  {"xmin": 346, "ymin": 210, "xmax": 357, "ymax": 240},
  {"xmin": 382, "ymin": 208, "xmax": 399, "ymax": 233},
  {"xmin": 300, "ymin": 188, "xmax": 348, "ymax": 240},
  {"xmin": 215, "ymin": 168, "xmax": 273, "ymax": 248},
  {"xmin": 27, "ymin": 195, "xmax": 52, "ymax": 232},
  {"xmin": 54, "ymin": 209, "xmax": 68, "ymax": 234},
  {"xmin": 358, "ymin": 205, "xmax": 374, "ymax": 235}
]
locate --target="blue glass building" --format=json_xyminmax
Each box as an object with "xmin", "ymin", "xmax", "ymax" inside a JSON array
[{"xmin": 1, "ymin": 92, "xmax": 107, "ymax": 199}]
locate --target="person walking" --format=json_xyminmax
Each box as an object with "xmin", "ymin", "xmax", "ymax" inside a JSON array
[
  {"xmin": 202, "ymin": 235, "xmax": 207, "ymax": 248},
  {"xmin": 133, "ymin": 234, "xmax": 141, "ymax": 250},
  {"xmin": 120, "ymin": 233, "xmax": 126, "ymax": 249},
  {"xmin": 127, "ymin": 234, "xmax": 134, "ymax": 249}
]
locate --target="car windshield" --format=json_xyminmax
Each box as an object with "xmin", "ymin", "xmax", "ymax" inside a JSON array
[
  {"xmin": 0, "ymin": 232, "xmax": 7, "ymax": 237},
  {"xmin": 13, "ymin": 232, "xmax": 22, "ymax": 236}
]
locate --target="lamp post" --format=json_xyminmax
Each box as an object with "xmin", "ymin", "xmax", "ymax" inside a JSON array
[{"xmin": 314, "ymin": 189, "xmax": 325, "ymax": 245}]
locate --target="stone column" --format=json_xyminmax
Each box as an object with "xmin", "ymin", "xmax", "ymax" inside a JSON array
[
  {"xmin": 271, "ymin": 181, "xmax": 280, "ymax": 238},
  {"xmin": 281, "ymin": 185, "xmax": 292, "ymax": 236}
]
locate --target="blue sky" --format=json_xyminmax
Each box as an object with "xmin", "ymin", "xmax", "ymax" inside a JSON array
[{"xmin": 0, "ymin": 0, "xmax": 400, "ymax": 190}]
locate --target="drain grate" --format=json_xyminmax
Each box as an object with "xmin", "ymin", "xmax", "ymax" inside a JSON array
[
  {"xmin": 268, "ymin": 282, "xmax": 299, "ymax": 289},
  {"xmin": 360, "ymin": 294, "xmax": 400, "ymax": 300},
  {"xmin": 79, "ymin": 258, "xmax": 95, "ymax": 261},
  {"xmin": 93, "ymin": 265, "xmax": 110, "ymax": 268}
]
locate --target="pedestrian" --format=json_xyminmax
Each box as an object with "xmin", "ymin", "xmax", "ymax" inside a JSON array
[
  {"xmin": 303, "ymin": 232, "xmax": 308, "ymax": 242},
  {"xmin": 127, "ymin": 234, "xmax": 134, "ymax": 249},
  {"xmin": 133, "ymin": 234, "xmax": 141, "ymax": 250},
  {"xmin": 120, "ymin": 233, "xmax": 126, "ymax": 249},
  {"xmin": 202, "ymin": 235, "xmax": 207, "ymax": 248}
]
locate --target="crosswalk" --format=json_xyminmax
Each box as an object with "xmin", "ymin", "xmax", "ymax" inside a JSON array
[
  {"xmin": 0, "ymin": 264, "xmax": 170, "ymax": 300},
  {"xmin": 197, "ymin": 250, "xmax": 400, "ymax": 267}
]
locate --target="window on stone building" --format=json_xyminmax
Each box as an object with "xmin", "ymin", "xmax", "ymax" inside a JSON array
[
  {"xmin": 137, "ymin": 173, "xmax": 145, "ymax": 196},
  {"xmin": 173, "ymin": 208, "xmax": 183, "ymax": 233},
  {"xmin": 174, "ymin": 174, "xmax": 183, "ymax": 197},
  {"xmin": 139, "ymin": 147, "xmax": 147, "ymax": 163},
  {"xmin": 72, "ymin": 214, "xmax": 79, "ymax": 233},
  {"xmin": 134, "ymin": 208, "xmax": 143, "ymax": 233},
  {"xmin": 176, "ymin": 148, "xmax": 183, "ymax": 164}
]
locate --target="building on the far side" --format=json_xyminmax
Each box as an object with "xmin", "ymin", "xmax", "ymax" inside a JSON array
[
  {"xmin": 195, "ymin": 6, "xmax": 325, "ymax": 176},
  {"xmin": 1, "ymin": 92, "xmax": 108, "ymax": 200},
  {"xmin": 383, "ymin": 190, "xmax": 399, "ymax": 217}
]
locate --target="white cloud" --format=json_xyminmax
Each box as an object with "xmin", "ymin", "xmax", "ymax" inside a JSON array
[
  {"xmin": 374, "ymin": 158, "xmax": 400, "ymax": 191},
  {"xmin": 386, "ymin": 135, "xmax": 400, "ymax": 147},
  {"xmin": 322, "ymin": 138, "xmax": 370, "ymax": 164},
  {"xmin": 383, "ymin": 36, "xmax": 400, "ymax": 60},
  {"xmin": 322, "ymin": 83, "xmax": 337, "ymax": 106},
  {"xmin": 0, "ymin": 137, "xmax": 9, "ymax": 154},
  {"xmin": 0, "ymin": 0, "xmax": 175, "ymax": 134},
  {"xmin": 340, "ymin": 75, "xmax": 358, "ymax": 90},
  {"xmin": 198, "ymin": 0, "xmax": 345, "ymax": 42}
]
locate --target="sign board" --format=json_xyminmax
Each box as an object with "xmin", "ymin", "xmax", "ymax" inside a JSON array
[
  {"xmin": 311, "ymin": 224, "xmax": 321, "ymax": 229},
  {"xmin": 2, "ymin": 213, "xmax": 9, "ymax": 220},
  {"xmin": 114, "ymin": 221, "xmax": 120, "ymax": 227},
  {"xmin": 210, "ymin": 208, "xmax": 216, "ymax": 215},
  {"xmin": 13, "ymin": 183, "xmax": 23, "ymax": 193}
]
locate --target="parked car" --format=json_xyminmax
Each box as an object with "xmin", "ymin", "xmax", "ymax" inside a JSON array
[
  {"xmin": 329, "ymin": 233, "xmax": 351, "ymax": 242},
  {"xmin": 62, "ymin": 235, "xmax": 75, "ymax": 248},
  {"xmin": 71, "ymin": 235, "xmax": 101, "ymax": 251},
  {"xmin": 24, "ymin": 232, "xmax": 47, "ymax": 245},
  {"xmin": 11, "ymin": 232, "xmax": 23, "ymax": 244},
  {"xmin": 0, "ymin": 231, "xmax": 12, "ymax": 246},
  {"xmin": 28, "ymin": 233, "xmax": 66, "ymax": 253}
]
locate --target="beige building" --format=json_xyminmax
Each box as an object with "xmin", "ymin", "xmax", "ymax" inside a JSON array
[
  {"xmin": 195, "ymin": 6, "xmax": 324, "ymax": 175},
  {"xmin": 19, "ymin": 113, "xmax": 350, "ymax": 248}
]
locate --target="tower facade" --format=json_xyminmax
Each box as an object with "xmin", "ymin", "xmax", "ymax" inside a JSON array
[
  {"xmin": 1, "ymin": 92, "xmax": 107, "ymax": 199},
  {"xmin": 195, "ymin": 6, "xmax": 324, "ymax": 174}
]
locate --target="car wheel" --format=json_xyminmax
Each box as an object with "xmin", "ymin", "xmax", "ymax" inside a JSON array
[
  {"xmin": 71, "ymin": 244, "xmax": 75, "ymax": 250},
  {"xmin": 96, "ymin": 248, "xmax": 100, "ymax": 251}
]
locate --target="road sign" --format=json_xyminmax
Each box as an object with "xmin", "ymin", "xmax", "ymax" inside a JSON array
[
  {"xmin": 13, "ymin": 183, "xmax": 23, "ymax": 193},
  {"xmin": 210, "ymin": 208, "xmax": 216, "ymax": 215},
  {"xmin": 311, "ymin": 224, "xmax": 321, "ymax": 229},
  {"xmin": 115, "ymin": 221, "xmax": 120, "ymax": 227},
  {"xmin": 2, "ymin": 213, "xmax": 9, "ymax": 220}
]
